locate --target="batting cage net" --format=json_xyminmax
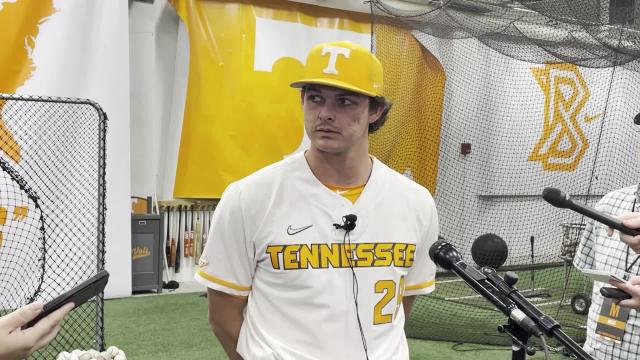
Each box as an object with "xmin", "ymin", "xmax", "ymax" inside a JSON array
[
  {"xmin": 368, "ymin": 0, "xmax": 640, "ymax": 349},
  {"xmin": 0, "ymin": 94, "xmax": 107, "ymax": 358}
]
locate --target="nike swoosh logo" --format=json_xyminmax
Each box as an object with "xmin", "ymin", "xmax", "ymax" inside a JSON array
[
  {"xmin": 287, "ymin": 224, "xmax": 313, "ymax": 235},
  {"xmin": 336, "ymin": 190, "xmax": 348, "ymax": 195}
]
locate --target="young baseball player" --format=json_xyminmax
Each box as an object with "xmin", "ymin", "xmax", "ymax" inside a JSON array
[{"xmin": 195, "ymin": 41, "xmax": 439, "ymax": 360}]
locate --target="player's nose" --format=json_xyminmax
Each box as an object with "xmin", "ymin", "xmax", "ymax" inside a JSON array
[{"xmin": 317, "ymin": 103, "xmax": 336, "ymax": 122}]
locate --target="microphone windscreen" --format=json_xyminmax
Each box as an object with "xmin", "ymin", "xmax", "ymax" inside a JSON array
[
  {"xmin": 542, "ymin": 187, "xmax": 570, "ymax": 208},
  {"xmin": 428, "ymin": 240, "xmax": 461, "ymax": 270},
  {"xmin": 428, "ymin": 240, "xmax": 447, "ymax": 263},
  {"xmin": 471, "ymin": 233, "xmax": 508, "ymax": 269}
]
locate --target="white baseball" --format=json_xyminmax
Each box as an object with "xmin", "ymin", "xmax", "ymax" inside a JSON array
[
  {"xmin": 58, "ymin": 347, "xmax": 126, "ymax": 360},
  {"xmin": 106, "ymin": 346, "xmax": 119, "ymax": 357}
]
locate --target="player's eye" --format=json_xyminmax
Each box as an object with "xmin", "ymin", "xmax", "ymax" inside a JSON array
[
  {"xmin": 338, "ymin": 97, "xmax": 356, "ymax": 106},
  {"xmin": 307, "ymin": 94, "xmax": 323, "ymax": 103}
]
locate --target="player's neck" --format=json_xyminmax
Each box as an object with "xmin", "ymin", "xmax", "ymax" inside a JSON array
[{"xmin": 304, "ymin": 147, "xmax": 372, "ymax": 187}]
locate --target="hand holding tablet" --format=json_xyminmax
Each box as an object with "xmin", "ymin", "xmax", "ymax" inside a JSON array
[
  {"xmin": 23, "ymin": 270, "xmax": 109, "ymax": 329},
  {"xmin": 579, "ymin": 269, "xmax": 632, "ymax": 300}
]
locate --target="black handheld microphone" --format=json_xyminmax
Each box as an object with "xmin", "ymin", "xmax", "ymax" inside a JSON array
[
  {"xmin": 429, "ymin": 241, "xmax": 542, "ymax": 336},
  {"xmin": 542, "ymin": 187, "xmax": 640, "ymax": 237},
  {"xmin": 333, "ymin": 214, "xmax": 357, "ymax": 231}
]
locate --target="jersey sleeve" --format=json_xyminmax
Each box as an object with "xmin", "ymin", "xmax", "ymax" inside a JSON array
[
  {"xmin": 404, "ymin": 192, "xmax": 439, "ymax": 296},
  {"xmin": 195, "ymin": 183, "xmax": 254, "ymax": 297}
]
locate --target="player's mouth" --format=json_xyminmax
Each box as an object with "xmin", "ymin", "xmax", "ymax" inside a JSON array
[{"xmin": 316, "ymin": 126, "xmax": 340, "ymax": 134}]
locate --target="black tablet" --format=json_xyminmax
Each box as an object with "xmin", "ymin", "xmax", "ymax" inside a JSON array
[{"xmin": 23, "ymin": 270, "xmax": 109, "ymax": 329}]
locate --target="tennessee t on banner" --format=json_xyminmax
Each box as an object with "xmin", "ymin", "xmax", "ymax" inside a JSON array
[{"xmin": 170, "ymin": 0, "xmax": 444, "ymax": 198}]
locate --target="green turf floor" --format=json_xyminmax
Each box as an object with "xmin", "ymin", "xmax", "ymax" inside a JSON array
[
  {"xmin": 406, "ymin": 266, "xmax": 590, "ymax": 347},
  {"xmin": 104, "ymin": 292, "xmax": 571, "ymax": 359}
]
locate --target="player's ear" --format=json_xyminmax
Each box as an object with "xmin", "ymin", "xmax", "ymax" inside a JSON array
[
  {"xmin": 368, "ymin": 97, "xmax": 391, "ymax": 132},
  {"xmin": 368, "ymin": 102, "xmax": 384, "ymax": 124}
]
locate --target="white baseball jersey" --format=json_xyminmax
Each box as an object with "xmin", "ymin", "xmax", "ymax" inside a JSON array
[{"xmin": 195, "ymin": 152, "xmax": 438, "ymax": 360}]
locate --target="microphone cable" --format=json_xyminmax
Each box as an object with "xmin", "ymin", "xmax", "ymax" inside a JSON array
[
  {"xmin": 540, "ymin": 335, "xmax": 550, "ymax": 360},
  {"xmin": 340, "ymin": 223, "xmax": 370, "ymax": 360}
]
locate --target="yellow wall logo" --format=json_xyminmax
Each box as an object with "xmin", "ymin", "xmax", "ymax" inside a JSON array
[
  {"xmin": 0, "ymin": 205, "xmax": 30, "ymax": 248},
  {"xmin": 529, "ymin": 63, "xmax": 600, "ymax": 171},
  {"xmin": 0, "ymin": 0, "xmax": 55, "ymax": 250},
  {"xmin": 0, "ymin": 0, "xmax": 55, "ymax": 163}
]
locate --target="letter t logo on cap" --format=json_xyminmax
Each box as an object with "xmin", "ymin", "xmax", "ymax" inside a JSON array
[{"xmin": 321, "ymin": 46, "xmax": 350, "ymax": 75}]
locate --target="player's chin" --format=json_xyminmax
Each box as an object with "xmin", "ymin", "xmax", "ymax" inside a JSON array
[{"xmin": 312, "ymin": 139, "xmax": 346, "ymax": 154}]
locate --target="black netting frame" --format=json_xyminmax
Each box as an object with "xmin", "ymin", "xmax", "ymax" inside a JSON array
[
  {"xmin": 372, "ymin": 0, "xmax": 640, "ymax": 70},
  {"xmin": 0, "ymin": 94, "xmax": 107, "ymax": 358},
  {"xmin": 368, "ymin": 0, "xmax": 640, "ymax": 349}
]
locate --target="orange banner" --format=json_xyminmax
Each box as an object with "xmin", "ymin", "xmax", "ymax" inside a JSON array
[{"xmin": 171, "ymin": 0, "xmax": 444, "ymax": 197}]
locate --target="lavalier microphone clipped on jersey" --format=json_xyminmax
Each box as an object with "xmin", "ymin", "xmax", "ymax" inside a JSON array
[{"xmin": 333, "ymin": 214, "xmax": 357, "ymax": 231}]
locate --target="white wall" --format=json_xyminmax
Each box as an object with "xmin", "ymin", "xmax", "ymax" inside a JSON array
[
  {"xmin": 130, "ymin": 0, "xmax": 192, "ymax": 283},
  {"xmin": 130, "ymin": 0, "xmax": 186, "ymax": 201},
  {"xmin": 160, "ymin": 19, "xmax": 189, "ymax": 201}
]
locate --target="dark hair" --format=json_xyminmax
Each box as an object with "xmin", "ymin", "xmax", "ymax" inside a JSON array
[
  {"xmin": 368, "ymin": 96, "xmax": 392, "ymax": 133},
  {"xmin": 300, "ymin": 86, "xmax": 393, "ymax": 133}
]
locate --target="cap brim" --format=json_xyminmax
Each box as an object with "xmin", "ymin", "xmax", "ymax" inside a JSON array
[{"xmin": 290, "ymin": 78, "xmax": 378, "ymax": 98}]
